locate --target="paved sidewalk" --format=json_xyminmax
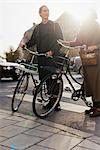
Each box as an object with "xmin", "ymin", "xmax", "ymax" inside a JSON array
[{"xmin": 0, "ymin": 109, "xmax": 100, "ymax": 150}]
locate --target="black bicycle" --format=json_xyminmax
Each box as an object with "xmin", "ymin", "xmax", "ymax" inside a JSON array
[
  {"xmin": 11, "ymin": 48, "xmax": 46, "ymax": 112},
  {"xmin": 32, "ymin": 44, "xmax": 92, "ymax": 118}
]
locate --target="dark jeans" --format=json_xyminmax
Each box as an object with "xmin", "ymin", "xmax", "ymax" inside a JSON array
[{"xmin": 46, "ymin": 76, "xmax": 60, "ymax": 96}]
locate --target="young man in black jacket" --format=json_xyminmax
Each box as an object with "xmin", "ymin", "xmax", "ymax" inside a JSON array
[{"xmin": 19, "ymin": 5, "xmax": 63, "ymax": 110}]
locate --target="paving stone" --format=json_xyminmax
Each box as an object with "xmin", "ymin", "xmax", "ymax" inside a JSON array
[
  {"xmin": 27, "ymin": 145, "xmax": 54, "ymax": 150},
  {"xmin": 1, "ymin": 109, "xmax": 100, "ymax": 150},
  {"xmin": 24, "ymin": 128, "xmax": 54, "ymax": 138},
  {"xmin": 0, "ymin": 111, "xmax": 3, "ymax": 114},
  {"xmin": 58, "ymin": 131, "xmax": 78, "ymax": 137},
  {"xmin": 36, "ymin": 119, "xmax": 93, "ymax": 138},
  {"xmin": 0, "ymin": 109, "xmax": 11, "ymax": 115},
  {"xmin": 15, "ymin": 120, "xmax": 41, "ymax": 129},
  {"xmin": 57, "ymin": 127, "xmax": 93, "ymax": 139},
  {"xmin": 6, "ymin": 115, "xmax": 26, "ymax": 121},
  {"xmin": 15, "ymin": 113, "xmax": 36, "ymax": 121},
  {"xmin": 38, "ymin": 134, "xmax": 82, "ymax": 150},
  {"xmin": 0, "ymin": 114, "xmax": 10, "ymax": 119},
  {"xmin": 0, "ymin": 136, "xmax": 6, "ymax": 142},
  {"xmin": 0, "ymin": 125, "xmax": 28, "ymax": 138},
  {"xmin": 0, "ymin": 119, "xmax": 18, "ymax": 129},
  {"xmin": 78, "ymin": 139, "xmax": 100, "ymax": 150},
  {"xmin": 87, "ymin": 135, "xmax": 100, "ymax": 145},
  {"xmin": 72, "ymin": 146, "xmax": 90, "ymax": 150},
  {"xmin": 34, "ymin": 125, "xmax": 60, "ymax": 133},
  {"xmin": 1, "ymin": 133, "xmax": 42, "ymax": 150},
  {"xmin": 0, "ymin": 145, "xmax": 10, "ymax": 150}
]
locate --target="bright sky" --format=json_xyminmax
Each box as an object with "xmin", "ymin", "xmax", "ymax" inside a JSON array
[{"xmin": 0, "ymin": 0, "xmax": 100, "ymax": 56}]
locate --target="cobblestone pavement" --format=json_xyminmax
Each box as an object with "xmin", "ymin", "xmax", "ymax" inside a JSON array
[{"xmin": 0, "ymin": 109, "xmax": 100, "ymax": 150}]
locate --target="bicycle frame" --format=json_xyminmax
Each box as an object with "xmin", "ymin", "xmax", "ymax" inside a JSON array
[
  {"xmin": 23, "ymin": 47, "xmax": 92, "ymax": 107},
  {"xmin": 50, "ymin": 56, "xmax": 84, "ymax": 100}
]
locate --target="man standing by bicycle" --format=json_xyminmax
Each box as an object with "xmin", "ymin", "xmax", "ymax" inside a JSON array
[{"xmin": 19, "ymin": 5, "xmax": 63, "ymax": 111}]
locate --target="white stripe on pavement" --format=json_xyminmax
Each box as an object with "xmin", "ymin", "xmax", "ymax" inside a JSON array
[{"xmin": 7, "ymin": 94, "xmax": 89, "ymax": 113}]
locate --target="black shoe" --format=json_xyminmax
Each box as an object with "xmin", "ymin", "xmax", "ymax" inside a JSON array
[
  {"xmin": 85, "ymin": 107, "xmax": 95, "ymax": 114},
  {"xmin": 55, "ymin": 103, "xmax": 61, "ymax": 111},
  {"xmin": 89, "ymin": 108, "xmax": 100, "ymax": 117}
]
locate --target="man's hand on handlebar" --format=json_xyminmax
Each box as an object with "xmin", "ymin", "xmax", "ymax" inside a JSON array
[
  {"xmin": 58, "ymin": 39, "xmax": 70, "ymax": 46},
  {"xmin": 46, "ymin": 51, "xmax": 53, "ymax": 57}
]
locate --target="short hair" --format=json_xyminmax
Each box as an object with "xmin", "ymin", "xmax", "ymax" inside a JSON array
[{"xmin": 39, "ymin": 5, "xmax": 49, "ymax": 14}]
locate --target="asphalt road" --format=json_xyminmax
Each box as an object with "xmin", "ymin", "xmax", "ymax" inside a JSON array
[{"xmin": 0, "ymin": 75, "xmax": 100, "ymax": 137}]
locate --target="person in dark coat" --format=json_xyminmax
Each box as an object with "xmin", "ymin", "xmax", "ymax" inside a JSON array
[
  {"xmin": 19, "ymin": 5, "xmax": 63, "ymax": 110},
  {"xmin": 62, "ymin": 10, "xmax": 100, "ymax": 117}
]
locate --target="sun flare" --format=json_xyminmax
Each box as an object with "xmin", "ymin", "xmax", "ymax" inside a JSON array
[{"xmin": 48, "ymin": 1, "xmax": 99, "ymax": 24}]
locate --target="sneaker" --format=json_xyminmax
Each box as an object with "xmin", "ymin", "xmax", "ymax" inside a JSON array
[
  {"xmin": 55, "ymin": 103, "xmax": 61, "ymax": 111},
  {"xmin": 89, "ymin": 108, "xmax": 100, "ymax": 117},
  {"xmin": 85, "ymin": 107, "xmax": 95, "ymax": 114}
]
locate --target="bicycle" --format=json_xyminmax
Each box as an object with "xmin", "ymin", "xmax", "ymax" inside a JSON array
[
  {"xmin": 11, "ymin": 48, "xmax": 46, "ymax": 112},
  {"xmin": 32, "ymin": 42, "xmax": 92, "ymax": 118}
]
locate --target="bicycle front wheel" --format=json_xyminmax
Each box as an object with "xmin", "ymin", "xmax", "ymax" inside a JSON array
[
  {"xmin": 11, "ymin": 73, "xmax": 29, "ymax": 112},
  {"xmin": 33, "ymin": 73, "xmax": 63, "ymax": 118}
]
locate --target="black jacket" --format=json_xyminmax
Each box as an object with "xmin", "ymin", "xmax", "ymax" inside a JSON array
[
  {"xmin": 26, "ymin": 20, "xmax": 63, "ymax": 55},
  {"xmin": 26, "ymin": 20, "xmax": 63, "ymax": 79}
]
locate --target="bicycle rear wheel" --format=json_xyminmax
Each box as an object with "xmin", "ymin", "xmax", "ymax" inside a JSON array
[
  {"xmin": 11, "ymin": 73, "xmax": 29, "ymax": 112},
  {"xmin": 33, "ymin": 73, "xmax": 63, "ymax": 118}
]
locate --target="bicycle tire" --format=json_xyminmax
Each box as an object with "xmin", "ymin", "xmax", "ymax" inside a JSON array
[
  {"xmin": 11, "ymin": 73, "xmax": 29, "ymax": 112},
  {"xmin": 32, "ymin": 73, "xmax": 63, "ymax": 118},
  {"xmin": 79, "ymin": 65, "xmax": 84, "ymax": 77}
]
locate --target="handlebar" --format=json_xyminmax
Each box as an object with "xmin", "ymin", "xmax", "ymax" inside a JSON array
[
  {"xmin": 57, "ymin": 39, "xmax": 86, "ymax": 50},
  {"xmin": 23, "ymin": 47, "xmax": 69, "ymax": 68},
  {"xmin": 23, "ymin": 47, "xmax": 47, "ymax": 57}
]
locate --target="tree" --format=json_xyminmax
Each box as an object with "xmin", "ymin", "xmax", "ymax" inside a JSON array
[{"xmin": 5, "ymin": 46, "xmax": 15, "ymax": 62}]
